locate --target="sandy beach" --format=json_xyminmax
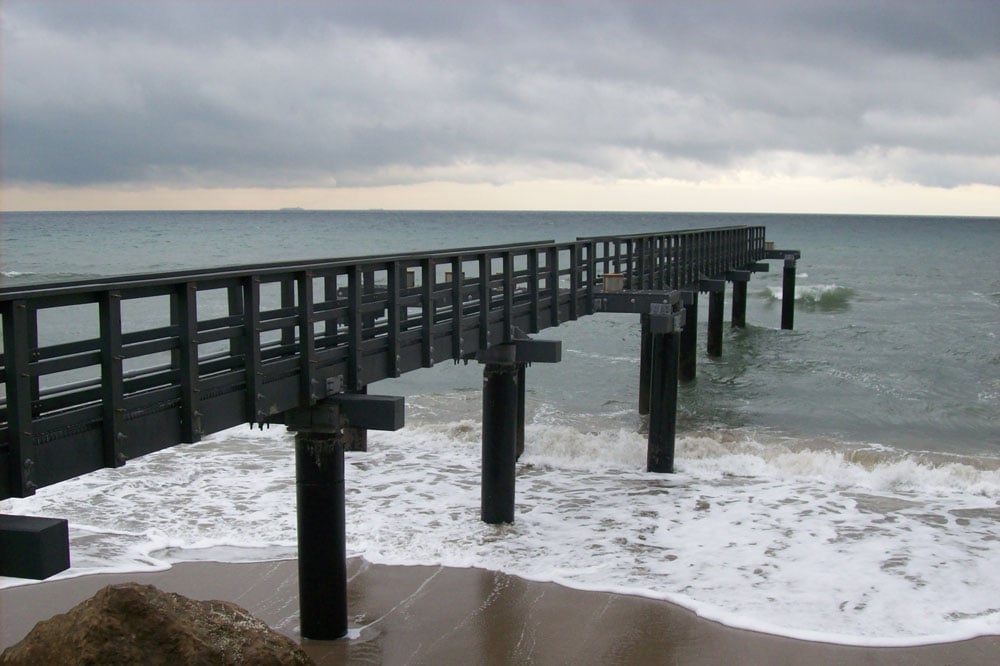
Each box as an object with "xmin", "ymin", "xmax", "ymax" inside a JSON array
[{"xmin": 2, "ymin": 559, "xmax": 998, "ymax": 665}]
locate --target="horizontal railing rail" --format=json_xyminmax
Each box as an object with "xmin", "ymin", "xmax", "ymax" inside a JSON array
[{"xmin": 1, "ymin": 225, "xmax": 766, "ymax": 498}]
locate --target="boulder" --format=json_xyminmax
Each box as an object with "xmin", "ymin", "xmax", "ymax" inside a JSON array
[{"xmin": 1, "ymin": 582, "xmax": 314, "ymax": 665}]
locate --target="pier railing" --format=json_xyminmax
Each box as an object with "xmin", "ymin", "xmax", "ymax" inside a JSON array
[{"xmin": 1, "ymin": 225, "xmax": 766, "ymax": 499}]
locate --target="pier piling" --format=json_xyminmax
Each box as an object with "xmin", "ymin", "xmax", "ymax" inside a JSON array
[
  {"xmin": 516, "ymin": 364, "xmax": 527, "ymax": 460},
  {"xmin": 782, "ymin": 255, "xmax": 796, "ymax": 330},
  {"xmin": 731, "ymin": 280, "xmax": 747, "ymax": 328},
  {"xmin": 481, "ymin": 348, "xmax": 519, "ymax": 524},
  {"xmin": 287, "ymin": 408, "xmax": 348, "ymax": 640},
  {"xmin": 647, "ymin": 305, "xmax": 681, "ymax": 473},
  {"xmin": 284, "ymin": 393, "xmax": 403, "ymax": 640},
  {"xmin": 639, "ymin": 313, "xmax": 652, "ymax": 415},
  {"xmin": 679, "ymin": 292, "xmax": 698, "ymax": 382},
  {"xmin": 707, "ymin": 288, "xmax": 725, "ymax": 358}
]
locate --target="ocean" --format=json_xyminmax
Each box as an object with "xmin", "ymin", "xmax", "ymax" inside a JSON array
[{"xmin": 1, "ymin": 210, "xmax": 999, "ymax": 645}]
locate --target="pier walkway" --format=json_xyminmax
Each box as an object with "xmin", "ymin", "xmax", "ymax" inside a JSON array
[{"xmin": 1, "ymin": 223, "xmax": 799, "ymax": 638}]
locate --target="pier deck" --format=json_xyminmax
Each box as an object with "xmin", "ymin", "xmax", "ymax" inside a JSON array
[{"xmin": 1, "ymin": 225, "xmax": 784, "ymax": 499}]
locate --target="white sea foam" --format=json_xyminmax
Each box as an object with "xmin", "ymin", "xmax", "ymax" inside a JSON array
[
  {"xmin": 2, "ymin": 415, "xmax": 999, "ymax": 646},
  {"xmin": 762, "ymin": 284, "xmax": 854, "ymax": 310}
]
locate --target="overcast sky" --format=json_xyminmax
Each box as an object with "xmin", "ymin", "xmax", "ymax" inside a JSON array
[{"xmin": 2, "ymin": 0, "xmax": 998, "ymax": 214}]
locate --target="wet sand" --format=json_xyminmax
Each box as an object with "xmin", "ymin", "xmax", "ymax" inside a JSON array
[{"xmin": 2, "ymin": 559, "xmax": 998, "ymax": 665}]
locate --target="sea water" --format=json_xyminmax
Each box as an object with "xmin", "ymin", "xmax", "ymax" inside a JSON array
[{"xmin": 1, "ymin": 211, "xmax": 999, "ymax": 645}]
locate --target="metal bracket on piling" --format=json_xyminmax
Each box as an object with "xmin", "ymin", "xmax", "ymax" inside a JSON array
[
  {"xmin": 698, "ymin": 278, "xmax": 726, "ymax": 293},
  {"xmin": 765, "ymin": 249, "xmax": 801, "ymax": 260},
  {"xmin": 726, "ymin": 270, "xmax": 752, "ymax": 282},
  {"xmin": 648, "ymin": 302, "xmax": 685, "ymax": 334}
]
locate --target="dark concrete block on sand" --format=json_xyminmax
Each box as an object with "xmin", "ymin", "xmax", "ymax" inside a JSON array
[{"xmin": 0, "ymin": 515, "xmax": 70, "ymax": 580}]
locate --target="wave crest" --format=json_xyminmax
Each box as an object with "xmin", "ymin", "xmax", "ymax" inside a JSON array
[{"xmin": 760, "ymin": 284, "xmax": 854, "ymax": 311}]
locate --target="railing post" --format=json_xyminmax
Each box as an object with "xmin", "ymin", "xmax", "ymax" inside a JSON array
[
  {"xmin": 422, "ymin": 258, "xmax": 435, "ymax": 365},
  {"xmin": 347, "ymin": 265, "xmax": 363, "ymax": 390},
  {"xmin": 450, "ymin": 257, "xmax": 465, "ymax": 357},
  {"xmin": 99, "ymin": 290, "xmax": 126, "ymax": 468},
  {"xmin": 585, "ymin": 241, "xmax": 597, "ymax": 315},
  {"xmin": 528, "ymin": 250, "xmax": 540, "ymax": 332},
  {"xmin": 243, "ymin": 276, "xmax": 264, "ymax": 426},
  {"xmin": 547, "ymin": 247, "xmax": 559, "ymax": 327},
  {"xmin": 2, "ymin": 299, "xmax": 36, "ymax": 497},
  {"xmin": 502, "ymin": 252, "xmax": 514, "ymax": 341},
  {"xmin": 298, "ymin": 271, "xmax": 317, "ymax": 405},
  {"xmin": 479, "ymin": 253, "xmax": 492, "ymax": 348},
  {"xmin": 636, "ymin": 238, "xmax": 646, "ymax": 290},
  {"xmin": 569, "ymin": 244, "xmax": 579, "ymax": 320},
  {"xmin": 175, "ymin": 282, "xmax": 201, "ymax": 442},
  {"xmin": 388, "ymin": 262, "xmax": 402, "ymax": 375}
]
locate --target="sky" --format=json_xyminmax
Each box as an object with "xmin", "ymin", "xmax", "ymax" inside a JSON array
[{"xmin": 2, "ymin": 0, "xmax": 998, "ymax": 215}]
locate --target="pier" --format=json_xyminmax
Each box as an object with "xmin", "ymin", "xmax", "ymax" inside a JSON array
[{"xmin": 1, "ymin": 224, "xmax": 799, "ymax": 638}]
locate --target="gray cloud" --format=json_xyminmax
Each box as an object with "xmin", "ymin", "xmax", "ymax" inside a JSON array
[{"xmin": 2, "ymin": 0, "xmax": 999, "ymax": 190}]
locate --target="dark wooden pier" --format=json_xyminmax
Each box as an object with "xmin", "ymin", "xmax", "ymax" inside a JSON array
[{"xmin": 1, "ymin": 223, "xmax": 799, "ymax": 638}]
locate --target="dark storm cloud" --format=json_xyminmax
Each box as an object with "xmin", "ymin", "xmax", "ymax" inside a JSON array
[{"xmin": 2, "ymin": 0, "xmax": 998, "ymax": 189}]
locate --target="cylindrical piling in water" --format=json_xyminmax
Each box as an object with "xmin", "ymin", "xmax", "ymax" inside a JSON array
[
  {"xmin": 782, "ymin": 255, "xmax": 796, "ymax": 330},
  {"xmin": 482, "ymin": 362, "xmax": 519, "ymax": 524},
  {"xmin": 707, "ymin": 289, "xmax": 724, "ymax": 357},
  {"xmin": 639, "ymin": 313, "xmax": 651, "ymax": 415},
  {"xmin": 647, "ymin": 331, "xmax": 679, "ymax": 473},
  {"xmin": 515, "ymin": 364, "xmax": 526, "ymax": 460},
  {"xmin": 295, "ymin": 431, "xmax": 347, "ymax": 640},
  {"xmin": 732, "ymin": 280, "xmax": 747, "ymax": 328}
]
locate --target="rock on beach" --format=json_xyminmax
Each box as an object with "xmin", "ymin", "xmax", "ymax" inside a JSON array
[{"xmin": 0, "ymin": 582, "xmax": 313, "ymax": 665}]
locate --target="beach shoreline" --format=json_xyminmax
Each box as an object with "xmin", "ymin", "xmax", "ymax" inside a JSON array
[{"xmin": 2, "ymin": 558, "xmax": 998, "ymax": 665}]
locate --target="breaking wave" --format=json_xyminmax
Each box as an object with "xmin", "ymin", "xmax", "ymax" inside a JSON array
[{"xmin": 760, "ymin": 284, "xmax": 854, "ymax": 311}]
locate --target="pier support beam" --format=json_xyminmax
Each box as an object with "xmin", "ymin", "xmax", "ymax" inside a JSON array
[
  {"xmin": 679, "ymin": 292, "xmax": 698, "ymax": 382},
  {"xmin": 731, "ymin": 280, "xmax": 747, "ymax": 328},
  {"xmin": 639, "ymin": 314, "xmax": 651, "ymax": 415},
  {"xmin": 294, "ymin": 428, "xmax": 346, "ymax": 640},
  {"xmin": 284, "ymin": 393, "xmax": 404, "ymax": 640},
  {"xmin": 481, "ymin": 354, "xmax": 519, "ymax": 524},
  {"xmin": 646, "ymin": 304, "xmax": 683, "ymax": 473},
  {"xmin": 707, "ymin": 288, "xmax": 724, "ymax": 358},
  {"xmin": 516, "ymin": 364, "xmax": 527, "ymax": 460},
  {"xmin": 782, "ymin": 255, "xmax": 796, "ymax": 330},
  {"xmin": 478, "ymin": 338, "xmax": 561, "ymax": 524}
]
